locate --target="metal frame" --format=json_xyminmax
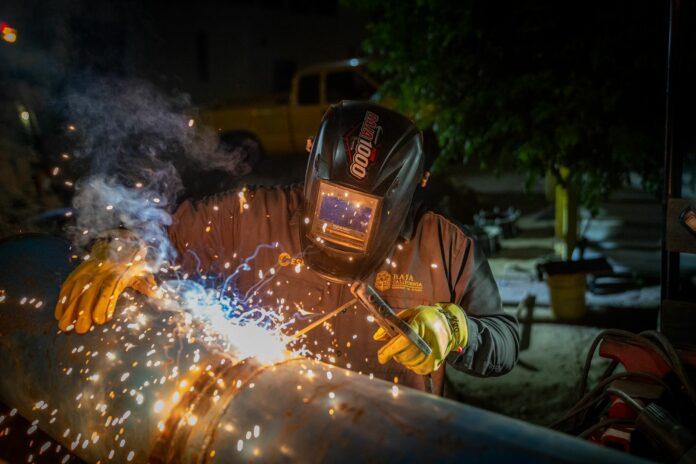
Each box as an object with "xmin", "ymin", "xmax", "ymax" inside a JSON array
[{"xmin": 661, "ymin": 0, "xmax": 682, "ymax": 303}]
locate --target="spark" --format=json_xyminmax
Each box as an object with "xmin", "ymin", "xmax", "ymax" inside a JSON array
[
  {"xmin": 392, "ymin": 385, "xmax": 399, "ymax": 398},
  {"xmin": 156, "ymin": 275, "xmax": 298, "ymax": 364}
]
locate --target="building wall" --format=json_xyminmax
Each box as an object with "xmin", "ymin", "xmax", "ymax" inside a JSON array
[{"xmin": 133, "ymin": 1, "xmax": 366, "ymax": 106}]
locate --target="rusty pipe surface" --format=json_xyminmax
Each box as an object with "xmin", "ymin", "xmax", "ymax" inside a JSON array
[{"xmin": 0, "ymin": 236, "xmax": 645, "ymax": 463}]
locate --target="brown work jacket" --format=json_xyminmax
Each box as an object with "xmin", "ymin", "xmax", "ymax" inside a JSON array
[{"xmin": 169, "ymin": 185, "xmax": 519, "ymax": 394}]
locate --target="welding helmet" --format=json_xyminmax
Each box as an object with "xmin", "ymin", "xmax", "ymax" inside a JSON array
[{"xmin": 300, "ymin": 101, "xmax": 424, "ymax": 282}]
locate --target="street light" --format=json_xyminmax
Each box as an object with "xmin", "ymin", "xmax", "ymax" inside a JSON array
[{"xmin": 1, "ymin": 22, "xmax": 17, "ymax": 44}]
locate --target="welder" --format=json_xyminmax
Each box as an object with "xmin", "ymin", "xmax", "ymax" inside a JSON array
[{"xmin": 54, "ymin": 101, "xmax": 519, "ymax": 394}]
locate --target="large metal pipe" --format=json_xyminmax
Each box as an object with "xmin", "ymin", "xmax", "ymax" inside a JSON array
[{"xmin": 0, "ymin": 236, "xmax": 643, "ymax": 463}]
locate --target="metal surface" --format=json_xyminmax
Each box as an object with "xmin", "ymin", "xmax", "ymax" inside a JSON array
[
  {"xmin": 0, "ymin": 235, "xmax": 646, "ymax": 463},
  {"xmin": 0, "ymin": 234, "xmax": 244, "ymax": 463}
]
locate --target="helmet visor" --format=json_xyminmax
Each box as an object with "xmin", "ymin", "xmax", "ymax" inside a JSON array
[{"xmin": 310, "ymin": 180, "xmax": 381, "ymax": 252}]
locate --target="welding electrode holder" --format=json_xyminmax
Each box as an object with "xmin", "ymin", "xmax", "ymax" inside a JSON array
[
  {"xmin": 350, "ymin": 281, "xmax": 432, "ymax": 357},
  {"xmin": 351, "ymin": 282, "xmax": 435, "ymax": 394}
]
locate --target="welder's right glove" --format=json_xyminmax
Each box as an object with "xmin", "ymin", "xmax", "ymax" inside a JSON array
[
  {"xmin": 54, "ymin": 232, "xmax": 156, "ymax": 334},
  {"xmin": 373, "ymin": 303, "xmax": 468, "ymax": 375}
]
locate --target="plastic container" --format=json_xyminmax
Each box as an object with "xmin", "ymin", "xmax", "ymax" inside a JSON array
[{"xmin": 547, "ymin": 273, "xmax": 587, "ymax": 320}]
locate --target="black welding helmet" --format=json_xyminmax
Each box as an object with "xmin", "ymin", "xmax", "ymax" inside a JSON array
[{"xmin": 300, "ymin": 101, "xmax": 423, "ymax": 282}]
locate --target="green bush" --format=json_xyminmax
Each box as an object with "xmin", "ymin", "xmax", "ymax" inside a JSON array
[{"xmin": 351, "ymin": 0, "xmax": 665, "ymax": 209}]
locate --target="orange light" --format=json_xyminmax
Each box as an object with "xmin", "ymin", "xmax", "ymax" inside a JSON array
[{"xmin": 1, "ymin": 23, "xmax": 17, "ymax": 44}]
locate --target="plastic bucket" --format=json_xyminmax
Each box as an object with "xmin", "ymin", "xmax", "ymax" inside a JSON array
[{"xmin": 547, "ymin": 273, "xmax": 587, "ymax": 320}]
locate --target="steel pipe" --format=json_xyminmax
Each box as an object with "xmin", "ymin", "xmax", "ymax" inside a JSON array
[{"xmin": 0, "ymin": 235, "xmax": 644, "ymax": 463}]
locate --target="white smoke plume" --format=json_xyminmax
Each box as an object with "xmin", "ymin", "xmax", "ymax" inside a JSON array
[{"xmin": 65, "ymin": 77, "xmax": 254, "ymax": 266}]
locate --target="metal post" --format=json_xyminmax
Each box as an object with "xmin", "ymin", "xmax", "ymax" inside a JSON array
[{"xmin": 661, "ymin": 0, "xmax": 682, "ymax": 304}]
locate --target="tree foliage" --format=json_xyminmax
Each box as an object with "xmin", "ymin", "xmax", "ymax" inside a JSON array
[{"xmin": 352, "ymin": 0, "xmax": 666, "ymax": 207}]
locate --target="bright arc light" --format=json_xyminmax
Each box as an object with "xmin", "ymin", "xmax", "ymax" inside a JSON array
[{"xmin": 158, "ymin": 280, "xmax": 295, "ymax": 365}]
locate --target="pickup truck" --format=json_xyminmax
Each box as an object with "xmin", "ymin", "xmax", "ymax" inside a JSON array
[{"xmin": 200, "ymin": 58, "xmax": 379, "ymax": 156}]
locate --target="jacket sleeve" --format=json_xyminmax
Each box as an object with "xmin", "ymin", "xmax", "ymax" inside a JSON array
[
  {"xmin": 167, "ymin": 189, "xmax": 246, "ymax": 274},
  {"xmin": 167, "ymin": 185, "xmax": 304, "ymax": 275},
  {"xmin": 445, "ymin": 226, "xmax": 519, "ymax": 377}
]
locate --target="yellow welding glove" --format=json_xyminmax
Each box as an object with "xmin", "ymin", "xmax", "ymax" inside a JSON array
[
  {"xmin": 373, "ymin": 303, "xmax": 468, "ymax": 375},
  {"xmin": 54, "ymin": 232, "xmax": 156, "ymax": 334}
]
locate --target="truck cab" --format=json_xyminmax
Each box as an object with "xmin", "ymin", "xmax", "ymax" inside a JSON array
[{"xmin": 200, "ymin": 58, "xmax": 379, "ymax": 156}]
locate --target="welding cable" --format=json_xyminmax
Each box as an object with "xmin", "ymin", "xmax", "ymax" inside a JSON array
[
  {"xmin": 639, "ymin": 331, "xmax": 696, "ymax": 407},
  {"xmin": 569, "ymin": 372, "xmax": 667, "ymax": 418},
  {"xmin": 598, "ymin": 359, "xmax": 620, "ymax": 383},
  {"xmin": 577, "ymin": 330, "xmax": 673, "ymax": 401},
  {"xmin": 555, "ymin": 329, "xmax": 686, "ymax": 433},
  {"xmin": 577, "ymin": 418, "xmax": 635, "ymax": 439},
  {"xmin": 605, "ymin": 388, "xmax": 645, "ymax": 413},
  {"xmin": 557, "ymin": 371, "xmax": 672, "ymax": 430},
  {"xmin": 550, "ymin": 390, "xmax": 611, "ymax": 432},
  {"xmin": 577, "ymin": 330, "xmax": 672, "ymax": 398},
  {"xmin": 550, "ymin": 371, "xmax": 671, "ymax": 430}
]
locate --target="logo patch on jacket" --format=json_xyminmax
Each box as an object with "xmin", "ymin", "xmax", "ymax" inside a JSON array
[
  {"xmin": 344, "ymin": 110, "xmax": 382, "ymax": 180},
  {"xmin": 374, "ymin": 271, "xmax": 423, "ymax": 293},
  {"xmin": 374, "ymin": 271, "xmax": 392, "ymax": 291}
]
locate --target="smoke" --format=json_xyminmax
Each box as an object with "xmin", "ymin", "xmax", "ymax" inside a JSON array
[{"xmin": 65, "ymin": 77, "xmax": 254, "ymax": 266}]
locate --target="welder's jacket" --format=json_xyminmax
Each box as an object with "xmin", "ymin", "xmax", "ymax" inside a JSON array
[{"xmin": 168, "ymin": 186, "xmax": 519, "ymax": 394}]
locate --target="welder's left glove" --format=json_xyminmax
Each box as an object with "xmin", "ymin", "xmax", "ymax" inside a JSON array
[{"xmin": 373, "ymin": 303, "xmax": 468, "ymax": 375}]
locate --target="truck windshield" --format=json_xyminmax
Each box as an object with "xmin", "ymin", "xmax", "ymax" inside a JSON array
[{"xmin": 326, "ymin": 71, "xmax": 376, "ymax": 103}]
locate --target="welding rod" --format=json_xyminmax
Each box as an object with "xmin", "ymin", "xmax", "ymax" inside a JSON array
[{"xmin": 293, "ymin": 297, "xmax": 358, "ymax": 338}]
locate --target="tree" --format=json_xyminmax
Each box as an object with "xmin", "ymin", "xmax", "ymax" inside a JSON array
[{"xmin": 352, "ymin": 0, "xmax": 666, "ymax": 254}]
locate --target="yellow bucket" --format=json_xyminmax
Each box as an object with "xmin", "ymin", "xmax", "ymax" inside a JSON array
[{"xmin": 547, "ymin": 273, "xmax": 587, "ymax": 320}]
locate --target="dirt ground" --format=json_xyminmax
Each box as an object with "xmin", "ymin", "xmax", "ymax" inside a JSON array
[{"xmin": 446, "ymin": 323, "xmax": 610, "ymax": 425}]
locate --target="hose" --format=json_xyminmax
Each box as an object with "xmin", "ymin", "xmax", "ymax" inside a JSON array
[
  {"xmin": 578, "ymin": 418, "xmax": 634, "ymax": 439},
  {"xmin": 640, "ymin": 330, "xmax": 696, "ymax": 407},
  {"xmin": 555, "ymin": 329, "xmax": 694, "ymax": 436},
  {"xmin": 550, "ymin": 371, "xmax": 670, "ymax": 430},
  {"xmin": 606, "ymin": 388, "xmax": 645, "ymax": 413}
]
